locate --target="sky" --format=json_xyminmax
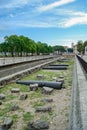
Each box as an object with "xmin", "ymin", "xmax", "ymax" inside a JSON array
[{"xmin": 0, "ymin": 0, "xmax": 87, "ymax": 47}]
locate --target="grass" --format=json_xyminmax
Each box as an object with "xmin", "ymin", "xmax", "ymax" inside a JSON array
[
  {"xmin": 0, "ymin": 83, "xmax": 29, "ymax": 94},
  {"xmin": 28, "ymin": 89, "xmax": 42, "ymax": 99},
  {"xmin": 23, "ymin": 112, "xmax": 34, "ymax": 122},
  {"xmin": 22, "ymin": 69, "xmax": 60, "ymax": 81},
  {"xmin": 31, "ymin": 101, "xmax": 45, "ymax": 108},
  {"xmin": 22, "ymin": 59, "xmax": 74, "ymax": 83},
  {"xmin": 12, "ymin": 114, "xmax": 18, "ymax": 122},
  {"xmin": 40, "ymin": 115, "xmax": 49, "ymax": 121},
  {"xmin": 48, "ymin": 111, "xmax": 54, "ymax": 119},
  {"xmin": 0, "ymin": 103, "xmax": 11, "ymax": 116},
  {"xmin": 0, "ymin": 58, "xmax": 74, "ymax": 130},
  {"xmin": 3, "ymin": 94, "xmax": 16, "ymax": 102}
]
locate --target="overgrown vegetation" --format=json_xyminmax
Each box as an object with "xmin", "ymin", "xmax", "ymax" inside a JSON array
[
  {"xmin": 77, "ymin": 40, "xmax": 87, "ymax": 54},
  {"xmin": 23, "ymin": 112, "xmax": 34, "ymax": 122},
  {"xmin": 0, "ymin": 59, "xmax": 74, "ymax": 130},
  {"xmin": 0, "ymin": 34, "xmax": 71, "ymax": 57}
]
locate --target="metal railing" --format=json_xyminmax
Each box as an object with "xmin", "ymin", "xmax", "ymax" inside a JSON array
[{"xmin": 76, "ymin": 55, "xmax": 87, "ymax": 79}]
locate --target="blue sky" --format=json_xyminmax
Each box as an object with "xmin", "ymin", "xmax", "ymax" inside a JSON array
[{"xmin": 0, "ymin": 0, "xmax": 87, "ymax": 47}]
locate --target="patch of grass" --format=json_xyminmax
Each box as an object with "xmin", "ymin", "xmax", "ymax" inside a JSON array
[
  {"xmin": 3, "ymin": 94, "xmax": 16, "ymax": 102},
  {"xmin": 48, "ymin": 111, "xmax": 54, "ymax": 119},
  {"xmin": 31, "ymin": 101, "xmax": 45, "ymax": 108},
  {"xmin": 23, "ymin": 128, "xmax": 28, "ymax": 130},
  {"xmin": 28, "ymin": 89, "xmax": 42, "ymax": 99},
  {"xmin": 12, "ymin": 114, "xmax": 18, "ymax": 122},
  {"xmin": 23, "ymin": 112, "xmax": 34, "ymax": 122},
  {"xmin": 40, "ymin": 115, "xmax": 49, "ymax": 121},
  {"xmin": 23, "ymin": 69, "xmax": 60, "ymax": 81},
  {"xmin": 0, "ymin": 83, "xmax": 29, "ymax": 94},
  {"xmin": 0, "ymin": 103, "xmax": 11, "ymax": 116}
]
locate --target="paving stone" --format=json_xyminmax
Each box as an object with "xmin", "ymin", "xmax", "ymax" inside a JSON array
[
  {"xmin": 27, "ymin": 119, "xmax": 49, "ymax": 130},
  {"xmin": 0, "ymin": 126, "xmax": 8, "ymax": 130},
  {"xmin": 36, "ymin": 106, "xmax": 51, "ymax": 112},
  {"xmin": 30, "ymin": 84, "xmax": 38, "ymax": 91},
  {"xmin": 52, "ymin": 77, "xmax": 57, "ymax": 81},
  {"xmin": 10, "ymin": 103, "xmax": 19, "ymax": 111},
  {"xmin": 59, "ymin": 76, "xmax": 64, "ymax": 79},
  {"xmin": 42, "ymin": 87, "xmax": 53, "ymax": 95},
  {"xmin": 11, "ymin": 88, "xmax": 20, "ymax": 93},
  {"xmin": 37, "ymin": 74, "xmax": 44, "ymax": 80},
  {"xmin": 41, "ymin": 98, "xmax": 53, "ymax": 103},
  {"xmin": 0, "ymin": 101, "xmax": 2, "ymax": 105},
  {"xmin": 0, "ymin": 94, "xmax": 5, "ymax": 100},
  {"xmin": 0, "ymin": 86, "xmax": 4, "ymax": 89},
  {"xmin": 20, "ymin": 94, "xmax": 28, "ymax": 100},
  {"xmin": 56, "ymin": 78, "xmax": 64, "ymax": 84},
  {"xmin": 3, "ymin": 117, "xmax": 13, "ymax": 129}
]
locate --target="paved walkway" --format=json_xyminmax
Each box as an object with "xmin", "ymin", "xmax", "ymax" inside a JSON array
[
  {"xmin": 0, "ymin": 55, "xmax": 54, "ymax": 66},
  {"xmin": 83, "ymin": 55, "xmax": 87, "ymax": 62},
  {"xmin": 69, "ymin": 55, "xmax": 87, "ymax": 130}
]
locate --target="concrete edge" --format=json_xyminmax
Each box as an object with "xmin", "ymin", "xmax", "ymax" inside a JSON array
[
  {"xmin": 69, "ymin": 55, "xmax": 87, "ymax": 130},
  {"xmin": 0, "ymin": 58, "xmax": 58, "ymax": 85}
]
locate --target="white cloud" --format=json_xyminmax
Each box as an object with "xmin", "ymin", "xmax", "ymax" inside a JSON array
[
  {"xmin": 38, "ymin": 0, "xmax": 75, "ymax": 12},
  {"xmin": 60, "ymin": 11, "xmax": 87, "ymax": 27}
]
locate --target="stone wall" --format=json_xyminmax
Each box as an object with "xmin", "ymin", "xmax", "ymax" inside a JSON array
[{"xmin": 69, "ymin": 56, "xmax": 87, "ymax": 130}]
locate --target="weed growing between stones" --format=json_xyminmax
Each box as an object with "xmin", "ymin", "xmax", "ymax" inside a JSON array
[
  {"xmin": 23, "ymin": 112, "xmax": 34, "ymax": 122},
  {"xmin": 0, "ymin": 59, "xmax": 74, "ymax": 130}
]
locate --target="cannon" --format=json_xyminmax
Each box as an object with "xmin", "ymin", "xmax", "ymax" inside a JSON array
[
  {"xmin": 43, "ymin": 66, "xmax": 67, "ymax": 70},
  {"xmin": 49, "ymin": 64, "xmax": 69, "ymax": 66},
  {"xmin": 16, "ymin": 80, "xmax": 63, "ymax": 89}
]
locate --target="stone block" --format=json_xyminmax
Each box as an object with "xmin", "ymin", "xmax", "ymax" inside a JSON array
[
  {"xmin": 3, "ymin": 118, "xmax": 13, "ymax": 129},
  {"xmin": 42, "ymin": 87, "xmax": 53, "ymax": 95},
  {"xmin": 20, "ymin": 94, "xmax": 28, "ymax": 100},
  {"xmin": 41, "ymin": 98, "xmax": 53, "ymax": 103},
  {"xmin": 52, "ymin": 77, "xmax": 57, "ymax": 81},
  {"xmin": 10, "ymin": 103, "xmax": 19, "ymax": 111},
  {"xmin": 27, "ymin": 119, "xmax": 49, "ymax": 130},
  {"xmin": 0, "ymin": 101, "xmax": 2, "ymax": 105},
  {"xmin": 36, "ymin": 106, "xmax": 51, "ymax": 112},
  {"xmin": 37, "ymin": 74, "xmax": 44, "ymax": 80},
  {"xmin": 0, "ymin": 94, "xmax": 5, "ymax": 100},
  {"xmin": 56, "ymin": 78, "xmax": 64, "ymax": 84},
  {"xmin": 11, "ymin": 88, "xmax": 20, "ymax": 93},
  {"xmin": 30, "ymin": 84, "xmax": 38, "ymax": 91}
]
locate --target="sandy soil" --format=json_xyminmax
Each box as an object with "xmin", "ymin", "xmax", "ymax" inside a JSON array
[{"xmin": 0, "ymin": 60, "xmax": 73, "ymax": 130}]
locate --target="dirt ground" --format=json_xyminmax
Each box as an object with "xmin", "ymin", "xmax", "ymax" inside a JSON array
[{"xmin": 0, "ymin": 60, "xmax": 73, "ymax": 130}]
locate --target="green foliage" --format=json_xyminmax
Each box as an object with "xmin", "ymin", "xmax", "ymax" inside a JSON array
[
  {"xmin": 23, "ymin": 112, "xmax": 34, "ymax": 121},
  {"xmin": 77, "ymin": 40, "xmax": 84, "ymax": 53},
  {"xmin": 0, "ymin": 103, "xmax": 11, "ymax": 116},
  {"xmin": 12, "ymin": 114, "xmax": 18, "ymax": 122},
  {"xmin": 53, "ymin": 45, "xmax": 65, "ymax": 54},
  {"xmin": 48, "ymin": 111, "xmax": 54, "ymax": 119},
  {"xmin": 0, "ymin": 35, "xmax": 55, "ymax": 56},
  {"xmin": 31, "ymin": 101, "xmax": 45, "ymax": 108},
  {"xmin": 28, "ymin": 89, "xmax": 42, "ymax": 99},
  {"xmin": 67, "ymin": 48, "xmax": 73, "ymax": 53}
]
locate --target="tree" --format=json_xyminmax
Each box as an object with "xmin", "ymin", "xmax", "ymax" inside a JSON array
[
  {"xmin": 48, "ymin": 45, "xmax": 54, "ymax": 54},
  {"xmin": 84, "ymin": 41, "xmax": 87, "ymax": 48},
  {"xmin": 53, "ymin": 45, "xmax": 65, "ymax": 54},
  {"xmin": 67, "ymin": 48, "xmax": 73, "ymax": 53},
  {"xmin": 77, "ymin": 40, "xmax": 84, "ymax": 53},
  {"xmin": 4, "ymin": 35, "xmax": 20, "ymax": 57}
]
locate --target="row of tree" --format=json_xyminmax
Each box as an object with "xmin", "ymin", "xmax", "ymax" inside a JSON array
[
  {"xmin": 77, "ymin": 40, "xmax": 87, "ymax": 54},
  {"xmin": 0, "ymin": 34, "xmax": 73, "ymax": 57}
]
